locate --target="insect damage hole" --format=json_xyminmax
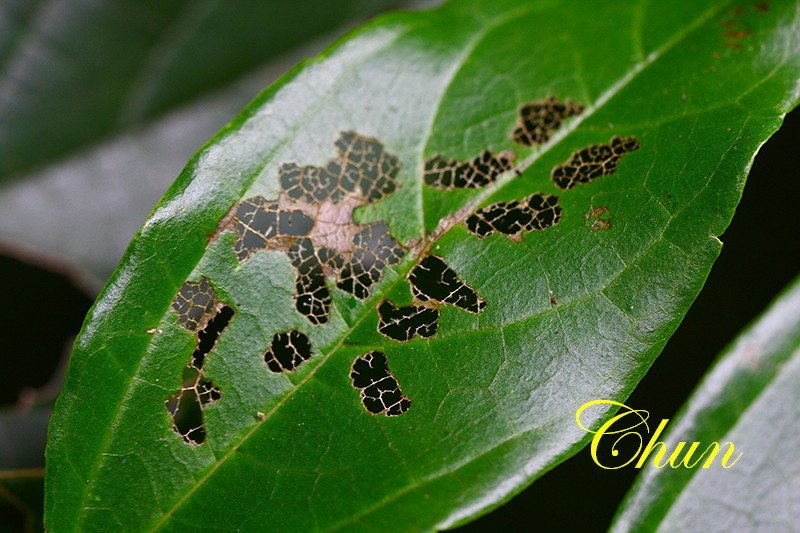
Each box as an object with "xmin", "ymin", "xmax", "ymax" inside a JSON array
[
  {"xmin": 466, "ymin": 193, "xmax": 562, "ymax": 240},
  {"xmin": 226, "ymin": 131, "xmax": 405, "ymax": 325},
  {"xmin": 350, "ymin": 351, "xmax": 410, "ymax": 416},
  {"xmin": 378, "ymin": 256, "xmax": 486, "ymax": 341},
  {"xmin": 166, "ymin": 279, "xmax": 234, "ymax": 445},
  {"xmin": 408, "ymin": 255, "xmax": 485, "ymax": 314},
  {"xmin": 512, "ymin": 97, "xmax": 584, "ymax": 146},
  {"xmin": 424, "ymin": 150, "xmax": 515, "ymax": 189},
  {"xmin": 551, "ymin": 136, "xmax": 640, "ymax": 190},
  {"xmin": 263, "ymin": 330, "xmax": 313, "ymax": 373},
  {"xmin": 377, "ymin": 301, "xmax": 439, "ymax": 342}
]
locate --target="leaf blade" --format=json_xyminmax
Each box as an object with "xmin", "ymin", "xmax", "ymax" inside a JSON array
[{"xmin": 45, "ymin": 0, "xmax": 800, "ymax": 531}]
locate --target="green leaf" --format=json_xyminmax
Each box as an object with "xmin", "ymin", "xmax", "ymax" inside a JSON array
[
  {"xmin": 0, "ymin": 0, "xmax": 414, "ymax": 279},
  {"xmin": 45, "ymin": 0, "xmax": 800, "ymax": 530},
  {"xmin": 611, "ymin": 274, "xmax": 800, "ymax": 532}
]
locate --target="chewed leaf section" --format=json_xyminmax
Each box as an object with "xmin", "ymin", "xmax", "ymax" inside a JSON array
[
  {"xmin": 172, "ymin": 277, "xmax": 219, "ymax": 332},
  {"xmin": 378, "ymin": 301, "xmax": 439, "ymax": 342},
  {"xmin": 552, "ymin": 136, "xmax": 640, "ymax": 189},
  {"xmin": 338, "ymin": 222, "xmax": 405, "ymax": 299},
  {"xmin": 466, "ymin": 193, "xmax": 562, "ymax": 240},
  {"xmin": 378, "ymin": 255, "xmax": 484, "ymax": 342},
  {"xmin": 287, "ymin": 238, "xmax": 338, "ymax": 325},
  {"xmin": 424, "ymin": 150, "xmax": 515, "ymax": 189},
  {"xmin": 512, "ymin": 97, "xmax": 584, "ymax": 146},
  {"xmin": 409, "ymin": 255, "xmax": 485, "ymax": 313},
  {"xmin": 232, "ymin": 199, "xmax": 313, "ymax": 260},
  {"xmin": 226, "ymin": 132, "xmax": 405, "ymax": 324},
  {"xmin": 281, "ymin": 130, "xmax": 399, "ymax": 203},
  {"xmin": 167, "ymin": 279, "xmax": 233, "ymax": 445},
  {"xmin": 350, "ymin": 351, "xmax": 410, "ymax": 416},
  {"xmin": 263, "ymin": 330, "xmax": 312, "ymax": 373}
]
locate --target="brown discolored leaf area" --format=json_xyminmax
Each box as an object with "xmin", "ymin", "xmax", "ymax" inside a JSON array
[{"xmin": 585, "ymin": 205, "xmax": 612, "ymax": 230}]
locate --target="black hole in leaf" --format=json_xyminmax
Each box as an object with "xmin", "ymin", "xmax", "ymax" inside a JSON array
[
  {"xmin": 192, "ymin": 305, "xmax": 234, "ymax": 369},
  {"xmin": 551, "ymin": 136, "xmax": 640, "ymax": 190},
  {"xmin": 288, "ymin": 239, "xmax": 332, "ymax": 325},
  {"xmin": 350, "ymin": 351, "xmax": 410, "ymax": 416},
  {"xmin": 378, "ymin": 301, "xmax": 439, "ymax": 341},
  {"xmin": 233, "ymin": 199, "xmax": 314, "ymax": 260},
  {"xmin": 279, "ymin": 131, "xmax": 401, "ymax": 204},
  {"xmin": 424, "ymin": 150, "xmax": 515, "ymax": 189},
  {"xmin": 512, "ymin": 97, "xmax": 584, "ymax": 146},
  {"xmin": 263, "ymin": 330, "xmax": 313, "ymax": 373},
  {"xmin": 338, "ymin": 222, "xmax": 405, "ymax": 299},
  {"xmin": 166, "ymin": 280, "xmax": 233, "ymax": 445},
  {"xmin": 408, "ymin": 255, "xmax": 486, "ymax": 313},
  {"xmin": 466, "ymin": 193, "xmax": 562, "ymax": 240},
  {"xmin": 172, "ymin": 277, "xmax": 218, "ymax": 332}
]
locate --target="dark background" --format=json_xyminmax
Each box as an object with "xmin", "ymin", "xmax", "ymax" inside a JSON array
[{"xmin": 1, "ymin": 62, "xmax": 798, "ymax": 533}]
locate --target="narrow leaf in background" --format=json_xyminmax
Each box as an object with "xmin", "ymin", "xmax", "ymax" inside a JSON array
[{"xmin": 611, "ymin": 274, "xmax": 800, "ymax": 532}]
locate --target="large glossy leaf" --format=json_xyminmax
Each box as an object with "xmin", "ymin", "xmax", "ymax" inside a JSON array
[
  {"xmin": 611, "ymin": 274, "xmax": 800, "ymax": 532},
  {"xmin": 45, "ymin": 0, "xmax": 800, "ymax": 530}
]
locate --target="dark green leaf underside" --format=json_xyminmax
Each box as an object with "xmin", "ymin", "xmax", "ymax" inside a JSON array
[{"xmin": 46, "ymin": 0, "xmax": 800, "ymax": 531}]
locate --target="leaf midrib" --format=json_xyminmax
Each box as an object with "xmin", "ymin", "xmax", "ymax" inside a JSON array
[{"xmin": 78, "ymin": 0, "xmax": 734, "ymax": 529}]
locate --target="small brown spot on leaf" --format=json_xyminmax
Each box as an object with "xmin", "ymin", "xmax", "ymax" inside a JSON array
[
  {"xmin": 350, "ymin": 351, "xmax": 410, "ymax": 416},
  {"xmin": 754, "ymin": 2, "xmax": 769, "ymax": 11},
  {"xmin": 512, "ymin": 97, "xmax": 584, "ymax": 146},
  {"xmin": 466, "ymin": 193, "xmax": 562, "ymax": 240},
  {"xmin": 263, "ymin": 330, "xmax": 313, "ymax": 373},
  {"xmin": 424, "ymin": 150, "xmax": 515, "ymax": 189},
  {"xmin": 585, "ymin": 205, "xmax": 612, "ymax": 230},
  {"xmin": 551, "ymin": 136, "xmax": 639, "ymax": 190}
]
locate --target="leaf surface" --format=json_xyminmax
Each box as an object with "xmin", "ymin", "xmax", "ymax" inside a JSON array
[
  {"xmin": 612, "ymin": 274, "xmax": 800, "ymax": 532},
  {"xmin": 45, "ymin": 0, "xmax": 800, "ymax": 530}
]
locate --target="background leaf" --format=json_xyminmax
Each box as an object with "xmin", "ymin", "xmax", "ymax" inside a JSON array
[
  {"xmin": 45, "ymin": 0, "xmax": 800, "ymax": 531},
  {"xmin": 611, "ymin": 273, "xmax": 800, "ymax": 532}
]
